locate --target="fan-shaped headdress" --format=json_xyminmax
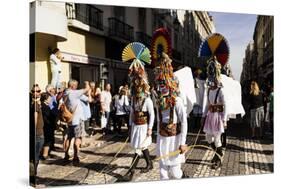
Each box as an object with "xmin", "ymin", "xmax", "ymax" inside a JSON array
[
  {"xmin": 151, "ymin": 28, "xmax": 172, "ymax": 67},
  {"xmin": 198, "ymin": 33, "xmax": 230, "ymax": 87},
  {"xmin": 122, "ymin": 42, "xmax": 151, "ymax": 98}
]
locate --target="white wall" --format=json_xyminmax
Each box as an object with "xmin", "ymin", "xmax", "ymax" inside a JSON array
[{"xmin": 30, "ymin": 1, "xmax": 68, "ymax": 41}]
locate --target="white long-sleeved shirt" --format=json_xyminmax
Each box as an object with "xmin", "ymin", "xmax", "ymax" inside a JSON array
[
  {"xmin": 101, "ymin": 91, "xmax": 112, "ymax": 112},
  {"xmin": 157, "ymin": 97, "xmax": 188, "ymax": 145},
  {"xmin": 115, "ymin": 95, "xmax": 129, "ymax": 115},
  {"xmin": 50, "ymin": 54, "xmax": 62, "ymax": 72},
  {"xmin": 202, "ymin": 87, "xmax": 227, "ymax": 122}
]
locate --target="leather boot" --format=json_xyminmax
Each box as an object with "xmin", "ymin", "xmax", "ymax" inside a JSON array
[
  {"xmin": 221, "ymin": 132, "xmax": 227, "ymax": 148},
  {"xmin": 123, "ymin": 153, "xmax": 140, "ymax": 181},
  {"xmin": 210, "ymin": 143, "xmax": 216, "ymax": 163},
  {"xmin": 212, "ymin": 147, "xmax": 223, "ymax": 169},
  {"xmin": 141, "ymin": 149, "xmax": 153, "ymax": 173}
]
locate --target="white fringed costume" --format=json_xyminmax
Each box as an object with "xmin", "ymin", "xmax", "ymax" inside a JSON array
[
  {"xmin": 202, "ymin": 87, "xmax": 227, "ymax": 147},
  {"xmin": 121, "ymin": 41, "xmax": 155, "ymax": 180},
  {"xmin": 157, "ymin": 97, "xmax": 188, "ymax": 179},
  {"xmin": 130, "ymin": 97, "xmax": 155, "ymax": 152}
]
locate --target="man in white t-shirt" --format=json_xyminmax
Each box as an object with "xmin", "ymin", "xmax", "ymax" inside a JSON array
[
  {"xmin": 100, "ymin": 83, "xmax": 112, "ymax": 133},
  {"xmin": 64, "ymin": 79, "xmax": 90, "ymax": 164}
]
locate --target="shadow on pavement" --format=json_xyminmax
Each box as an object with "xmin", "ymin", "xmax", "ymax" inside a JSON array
[
  {"xmin": 36, "ymin": 176, "xmax": 80, "ymax": 186},
  {"xmin": 226, "ymin": 143, "xmax": 273, "ymax": 155},
  {"xmin": 239, "ymin": 161, "xmax": 274, "ymax": 172}
]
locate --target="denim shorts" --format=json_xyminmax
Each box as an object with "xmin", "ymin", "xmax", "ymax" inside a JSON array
[{"xmin": 67, "ymin": 120, "xmax": 83, "ymax": 139}]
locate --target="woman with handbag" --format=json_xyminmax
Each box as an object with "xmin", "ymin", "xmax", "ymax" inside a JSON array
[{"xmin": 114, "ymin": 86, "xmax": 130, "ymax": 135}]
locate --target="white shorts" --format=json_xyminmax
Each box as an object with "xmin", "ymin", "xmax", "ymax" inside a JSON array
[
  {"xmin": 159, "ymin": 161, "xmax": 183, "ymax": 180},
  {"xmin": 206, "ymin": 133, "xmax": 222, "ymax": 148}
]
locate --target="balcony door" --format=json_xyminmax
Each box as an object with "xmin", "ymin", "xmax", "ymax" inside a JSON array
[
  {"xmin": 113, "ymin": 6, "xmax": 125, "ymax": 22},
  {"xmin": 138, "ymin": 8, "xmax": 146, "ymax": 32},
  {"xmin": 71, "ymin": 64, "xmax": 99, "ymax": 88}
]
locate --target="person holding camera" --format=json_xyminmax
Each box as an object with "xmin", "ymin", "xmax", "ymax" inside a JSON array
[{"xmin": 50, "ymin": 48, "xmax": 63, "ymax": 89}]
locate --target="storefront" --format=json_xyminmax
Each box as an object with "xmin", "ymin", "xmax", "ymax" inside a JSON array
[{"xmin": 61, "ymin": 51, "xmax": 102, "ymax": 87}]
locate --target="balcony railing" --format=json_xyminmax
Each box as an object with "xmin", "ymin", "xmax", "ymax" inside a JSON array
[
  {"xmin": 136, "ymin": 32, "xmax": 152, "ymax": 47},
  {"xmin": 66, "ymin": 3, "xmax": 103, "ymax": 31},
  {"xmin": 108, "ymin": 17, "xmax": 134, "ymax": 41}
]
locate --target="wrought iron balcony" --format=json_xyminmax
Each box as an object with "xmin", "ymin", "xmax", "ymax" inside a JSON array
[
  {"xmin": 66, "ymin": 3, "xmax": 103, "ymax": 31},
  {"xmin": 136, "ymin": 32, "xmax": 152, "ymax": 47},
  {"xmin": 108, "ymin": 17, "xmax": 134, "ymax": 41}
]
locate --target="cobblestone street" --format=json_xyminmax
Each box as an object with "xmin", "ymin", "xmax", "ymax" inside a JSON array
[{"xmin": 36, "ymin": 118, "xmax": 273, "ymax": 187}]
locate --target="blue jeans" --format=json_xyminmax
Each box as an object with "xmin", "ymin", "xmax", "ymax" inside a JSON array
[
  {"xmin": 105, "ymin": 111, "xmax": 111, "ymax": 130},
  {"xmin": 35, "ymin": 136, "xmax": 44, "ymax": 161}
]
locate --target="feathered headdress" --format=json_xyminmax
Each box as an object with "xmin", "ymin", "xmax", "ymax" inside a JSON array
[
  {"xmin": 151, "ymin": 28, "xmax": 172, "ymax": 67},
  {"xmin": 122, "ymin": 42, "xmax": 151, "ymax": 98}
]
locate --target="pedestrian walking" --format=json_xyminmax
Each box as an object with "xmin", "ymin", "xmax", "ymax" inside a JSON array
[
  {"xmin": 40, "ymin": 92, "xmax": 55, "ymax": 159},
  {"xmin": 101, "ymin": 83, "xmax": 112, "ymax": 133},
  {"xmin": 94, "ymin": 87, "xmax": 102, "ymax": 129},
  {"xmin": 123, "ymin": 84, "xmax": 131, "ymax": 130},
  {"xmin": 63, "ymin": 79, "xmax": 90, "ymax": 164},
  {"xmin": 89, "ymin": 81, "xmax": 96, "ymax": 130},
  {"xmin": 193, "ymin": 69, "xmax": 205, "ymax": 131},
  {"xmin": 201, "ymin": 57, "xmax": 227, "ymax": 169},
  {"xmin": 114, "ymin": 86, "xmax": 130, "ymax": 135},
  {"xmin": 248, "ymin": 81, "xmax": 265, "ymax": 139},
  {"xmin": 30, "ymin": 84, "xmax": 44, "ymax": 185},
  {"xmin": 45, "ymin": 84, "xmax": 58, "ymax": 151}
]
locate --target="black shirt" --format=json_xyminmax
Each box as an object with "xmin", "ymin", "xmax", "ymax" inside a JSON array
[{"xmin": 249, "ymin": 93, "xmax": 264, "ymax": 109}]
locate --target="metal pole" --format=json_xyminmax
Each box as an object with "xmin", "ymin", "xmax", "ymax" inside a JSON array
[{"xmin": 100, "ymin": 79, "xmax": 105, "ymax": 91}]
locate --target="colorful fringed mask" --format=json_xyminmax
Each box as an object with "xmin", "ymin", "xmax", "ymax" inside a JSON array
[
  {"xmin": 122, "ymin": 42, "xmax": 151, "ymax": 98},
  {"xmin": 206, "ymin": 57, "xmax": 222, "ymax": 87},
  {"xmin": 155, "ymin": 53, "xmax": 179, "ymax": 110}
]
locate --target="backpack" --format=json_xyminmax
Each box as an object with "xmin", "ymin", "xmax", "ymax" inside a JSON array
[{"xmin": 59, "ymin": 95, "xmax": 77, "ymax": 124}]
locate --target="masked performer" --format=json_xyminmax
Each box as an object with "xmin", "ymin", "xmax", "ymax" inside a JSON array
[
  {"xmin": 198, "ymin": 33, "xmax": 230, "ymax": 169},
  {"xmin": 201, "ymin": 57, "xmax": 227, "ymax": 169},
  {"xmin": 122, "ymin": 42, "xmax": 155, "ymax": 181},
  {"xmin": 154, "ymin": 52, "xmax": 188, "ymax": 180}
]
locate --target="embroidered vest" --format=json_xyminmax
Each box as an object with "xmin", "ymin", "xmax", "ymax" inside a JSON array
[
  {"xmin": 133, "ymin": 98, "xmax": 148, "ymax": 125},
  {"xmin": 159, "ymin": 107, "xmax": 181, "ymax": 137},
  {"xmin": 208, "ymin": 88, "xmax": 224, "ymax": 113}
]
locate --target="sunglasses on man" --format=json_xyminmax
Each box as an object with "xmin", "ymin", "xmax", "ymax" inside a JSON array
[{"xmin": 31, "ymin": 90, "xmax": 41, "ymax": 93}]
